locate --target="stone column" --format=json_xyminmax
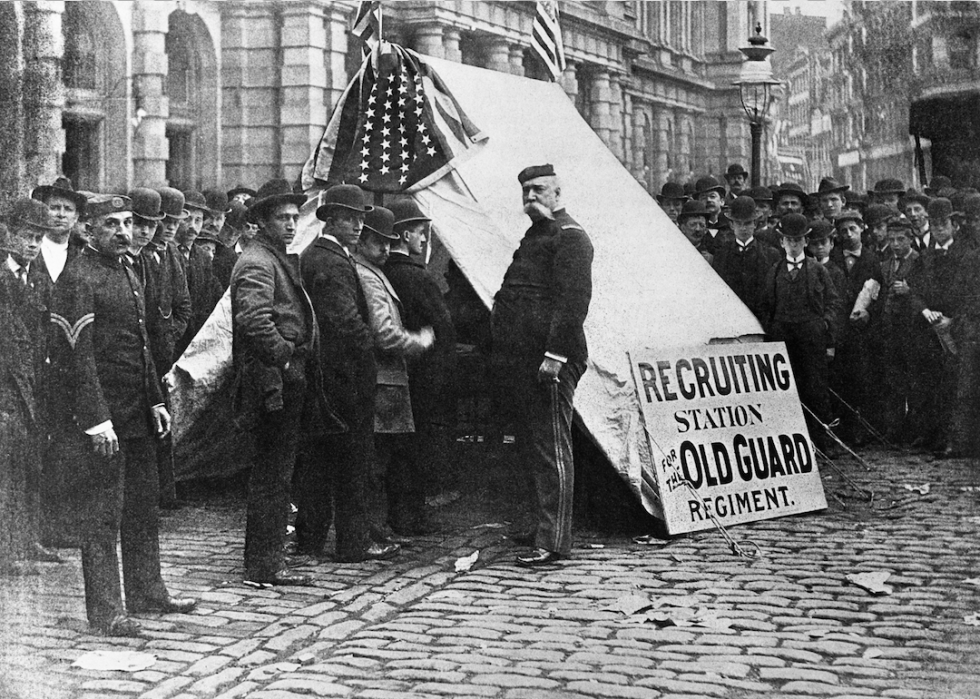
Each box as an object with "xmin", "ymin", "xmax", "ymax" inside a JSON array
[
  {"xmin": 509, "ymin": 44, "xmax": 525, "ymax": 76},
  {"xmin": 22, "ymin": 1, "xmax": 65, "ymax": 187},
  {"xmin": 0, "ymin": 3, "xmax": 25, "ymax": 208},
  {"xmin": 324, "ymin": 5, "xmax": 351, "ymax": 112},
  {"xmin": 485, "ymin": 38, "xmax": 510, "ymax": 73},
  {"xmin": 415, "ymin": 24, "xmax": 444, "ymax": 60},
  {"xmin": 675, "ymin": 109, "xmax": 691, "ymax": 178},
  {"xmin": 588, "ymin": 68, "xmax": 623, "ymax": 160},
  {"xmin": 443, "ymin": 27, "xmax": 462, "ymax": 63},
  {"xmin": 609, "ymin": 73, "xmax": 624, "ymax": 161},
  {"xmin": 279, "ymin": 1, "xmax": 328, "ymax": 184},
  {"xmin": 653, "ymin": 108, "xmax": 672, "ymax": 186},
  {"xmin": 560, "ymin": 64, "xmax": 578, "ymax": 102},
  {"xmin": 132, "ymin": 1, "xmax": 170, "ymax": 187}
]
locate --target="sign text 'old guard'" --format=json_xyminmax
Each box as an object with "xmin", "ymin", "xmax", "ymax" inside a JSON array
[{"xmin": 629, "ymin": 342, "xmax": 827, "ymax": 535}]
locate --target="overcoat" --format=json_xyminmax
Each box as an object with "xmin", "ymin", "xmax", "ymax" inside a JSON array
[{"xmin": 141, "ymin": 241, "xmax": 192, "ymax": 376}]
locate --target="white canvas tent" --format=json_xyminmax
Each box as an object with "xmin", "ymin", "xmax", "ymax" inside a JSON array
[{"xmin": 168, "ymin": 55, "xmax": 763, "ymax": 518}]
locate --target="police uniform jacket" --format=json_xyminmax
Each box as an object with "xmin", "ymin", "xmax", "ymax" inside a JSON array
[
  {"xmin": 141, "ymin": 241, "xmax": 192, "ymax": 376},
  {"xmin": 491, "ymin": 208, "xmax": 593, "ymax": 365},
  {"xmin": 301, "ymin": 237, "xmax": 377, "ymax": 422},
  {"xmin": 761, "ymin": 257, "xmax": 843, "ymax": 347},
  {"xmin": 711, "ymin": 238, "xmax": 781, "ymax": 321}
]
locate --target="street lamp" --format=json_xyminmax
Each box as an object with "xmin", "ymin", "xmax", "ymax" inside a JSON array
[{"xmin": 735, "ymin": 24, "xmax": 779, "ymax": 188}]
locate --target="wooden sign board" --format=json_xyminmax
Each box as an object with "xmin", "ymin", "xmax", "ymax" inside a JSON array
[{"xmin": 629, "ymin": 342, "xmax": 828, "ymax": 535}]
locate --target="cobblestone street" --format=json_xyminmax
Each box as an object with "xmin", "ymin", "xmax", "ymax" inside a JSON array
[{"xmin": 3, "ymin": 448, "xmax": 980, "ymax": 699}]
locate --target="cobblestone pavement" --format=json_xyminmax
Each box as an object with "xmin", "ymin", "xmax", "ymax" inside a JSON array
[{"xmin": 3, "ymin": 447, "xmax": 980, "ymax": 699}]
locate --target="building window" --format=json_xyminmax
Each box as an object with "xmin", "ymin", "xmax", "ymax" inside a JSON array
[
  {"xmin": 62, "ymin": 117, "xmax": 100, "ymax": 192},
  {"xmin": 949, "ymin": 31, "xmax": 975, "ymax": 70}
]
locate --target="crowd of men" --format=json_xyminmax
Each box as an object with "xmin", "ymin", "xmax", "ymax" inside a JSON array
[
  {"xmin": 0, "ymin": 163, "xmax": 592, "ymax": 635},
  {"xmin": 659, "ymin": 165, "xmax": 980, "ymax": 458}
]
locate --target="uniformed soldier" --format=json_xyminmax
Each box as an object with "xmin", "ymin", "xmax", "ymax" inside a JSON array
[
  {"xmin": 47, "ymin": 194, "xmax": 197, "ymax": 636},
  {"xmin": 491, "ymin": 164, "xmax": 593, "ymax": 567}
]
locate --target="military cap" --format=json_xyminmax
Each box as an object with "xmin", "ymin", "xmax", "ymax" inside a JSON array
[
  {"xmin": 806, "ymin": 219, "xmax": 835, "ymax": 242},
  {"xmin": 315, "ymin": 184, "xmax": 372, "ymax": 221},
  {"xmin": 873, "ymin": 178, "xmax": 906, "ymax": 195},
  {"xmin": 203, "ymin": 189, "xmax": 231, "ymax": 215},
  {"xmin": 31, "ymin": 176, "xmax": 87, "ymax": 214},
  {"xmin": 518, "ymin": 164, "xmax": 556, "ymax": 184},
  {"xmin": 813, "ymin": 177, "xmax": 850, "ymax": 196},
  {"xmin": 656, "ymin": 182, "xmax": 689, "ymax": 203},
  {"xmin": 694, "ymin": 175, "xmax": 727, "ymax": 197},
  {"xmin": 748, "ymin": 186, "xmax": 774, "ymax": 203},
  {"xmin": 227, "ymin": 185, "xmax": 257, "ymax": 201},
  {"xmin": 863, "ymin": 203, "xmax": 897, "ymax": 229},
  {"xmin": 902, "ymin": 189, "xmax": 931, "ymax": 209},
  {"xmin": 676, "ymin": 200, "xmax": 709, "ymax": 222},
  {"xmin": 86, "ymin": 194, "xmax": 132, "ymax": 220},
  {"xmin": 183, "ymin": 190, "xmax": 209, "ymax": 213},
  {"xmin": 157, "ymin": 187, "xmax": 189, "ymax": 220},
  {"xmin": 774, "ymin": 182, "xmax": 807, "ymax": 203},
  {"xmin": 7, "ymin": 197, "xmax": 57, "ymax": 232},
  {"xmin": 225, "ymin": 200, "xmax": 249, "ymax": 230},
  {"xmin": 834, "ymin": 209, "xmax": 864, "ymax": 227},
  {"xmin": 776, "ymin": 213, "xmax": 809, "ymax": 239},
  {"xmin": 389, "ymin": 198, "xmax": 431, "ymax": 227},
  {"xmin": 728, "ymin": 196, "xmax": 757, "ymax": 223},
  {"xmin": 248, "ymin": 178, "xmax": 307, "ymax": 223},
  {"xmin": 128, "ymin": 188, "xmax": 165, "ymax": 222},
  {"xmin": 925, "ymin": 175, "xmax": 952, "ymax": 196},
  {"xmin": 927, "ymin": 197, "xmax": 954, "ymax": 221},
  {"xmin": 725, "ymin": 163, "xmax": 748, "ymax": 179},
  {"xmin": 362, "ymin": 206, "xmax": 398, "ymax": 240}
]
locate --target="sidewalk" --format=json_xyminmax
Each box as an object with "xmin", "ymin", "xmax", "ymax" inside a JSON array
[{"xmin": 2, "ymin": 448, "xmax": 980, "ymax": 699}]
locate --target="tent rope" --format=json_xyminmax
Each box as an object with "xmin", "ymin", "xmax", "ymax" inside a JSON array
[
  {"xmin": 827, "ymin": 387, "xmax": 899, "ymax": 451},
  {"xmin": 801, "ymin": 403, "xmax": 877, "ymax": 472}
]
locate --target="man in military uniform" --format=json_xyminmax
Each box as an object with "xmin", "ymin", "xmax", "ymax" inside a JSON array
[
  {"xmin": 47, "ymin": 194, "xmax": 196, "ymax": 636},
  {"xmin": 492, "ymin": 164, "xmax": 594, "ymax": 567},
  {"xmin": 31, "ymin": 177, "xmax": 87, "ymax": 284}
]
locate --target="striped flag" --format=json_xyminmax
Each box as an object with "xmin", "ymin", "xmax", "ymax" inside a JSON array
[
  {"xmin": 531, "ymin": 0, "xmax": 566, "ymax": 81},
  {"xmin": 351, "ymin": 1, "xmax": 382, "ymax": 51},
  {"xmin": 303, "ymin": 44, "xmax": 487, "ymax": 194}
]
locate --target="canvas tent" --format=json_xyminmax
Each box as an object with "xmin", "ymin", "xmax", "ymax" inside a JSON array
[{"xmin": 167, "ymin": 54, "xmax": 763, "ymax": 520}]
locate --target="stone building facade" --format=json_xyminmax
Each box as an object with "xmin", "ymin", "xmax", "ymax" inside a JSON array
[{"xmin": 0, "ymin": 1, "xmax": 763, "ymax": 209}]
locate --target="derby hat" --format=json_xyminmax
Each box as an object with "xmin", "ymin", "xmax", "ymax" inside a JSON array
[
  {"xmin": 362, "ymin": 206, "xmax": 398, "ymax": 240},
  {"xmin": 728, "ymin": 195, "xmax": 757, "ymax": 223},
  {"xmin": 902, "ymin": 189, "xmax": 931, "ymax": 209},
  {"xmin": 518, "ymin": 164, "xmax": 556, "ymax": 184},
  {"xmin": 927, "ymin": 197, "xmax": 954, "ymax": 220},
  {"xmin": 925, "ymin": 175, "xmax": 952, "ymax": 196},
  {"xmin": 805, "ymin": 219, "xmax": 835, "ymax": 242},
  {"xmin": 248, "ymin": 179, "xmax": 307, "ymax": 223},
  {"xmin": 196, "ymin": 229, "xmax": 222, "ymax": 245},
  {"xmin": 863, "ymin": 203, "xmax": 897, "ymax": 229},
  {"xmin": 156, "ymin": 187, "xmax": 188, "ymax": 219},
  {"xmin": 657, "ymin": 182, "xmax": 689, "ymax": 203},
  {"xmin": 774, "ymin": 182, "xmax": 807, "ymax": 202},
  {"xmin": 183, "ymin": 190, "xmax": 209, "ymax": 213},
  {"xmin": 203, "ymin": 189, "xmax": 231, "ymax": 216},
  {"xmin": 748, "ymin": 186, "xmax": 774, "ymax": 203},
  {"xmin": 776, "ymin": 213, "xmax": 809, "ymax": 239},
  {"xmin": 31, "ymin": 176, "xmax": 88, "ymax": 214},
  {"xmin": 7, "ymin": 197, "xmax": 57, "ymax": 232},
  {"xmin": 227, "ymin": 185, "xmax": 257, "ymax": 201},
  {"xmin": 725, "ymin": 163, "xmax": 748, "ymax": 179},
  {"xmin": 676, "ymin": 200, "xmax": 709, "ymax": 222},
  {"xmin": 86, "ymin": 194, "xmax": 132, "ymax": 220},
  {"xmin": 873, "ymin": 178, "xmax": 906, "ymax": 195},
  {"xmin": 315, "ymin": 184, "xmax": 373, "ymax": 221},
  {"xmin": 127, "ymin": 188, "xmax": 165, "ymax": 221},
  {"xmin": 389, "ymin": 198, "xmax": 431, "ymax": 227},
  {"xmin": 694, "ymin": 175, "xmax": 727, "ymax": 197},
  {"xmin": 813, "ymin": 177, "xmax": 850, "ymax": 196}
]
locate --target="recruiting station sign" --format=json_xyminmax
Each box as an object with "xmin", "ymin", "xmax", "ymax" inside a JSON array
[{"xmin": 629, "ymin": 342, "xmax": 828, "ymax": 535}]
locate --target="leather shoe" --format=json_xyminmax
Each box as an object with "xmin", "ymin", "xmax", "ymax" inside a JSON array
[
  {"xmin": 96, "ymin": 615, "xmax": 142, "ymax": 637},
  {"xmin": 286, "ymin": 553, "xmax": 317, "ymax": 568},
  {"xmin": 129, "ymin": 596, "xmax": 198, "ymax": 615},
  {"xmin": 248, "ymin": 569, "xmax": 314, "ymax": 586},
  {"xmin": 364, "ymin": 542, "xmax": 401, "ymax": 561},
  {"xmin": 516, "ymin": 548, "xmax": 561, "ymax": 567},
  {"xmin": 30, "ymin": 543, "xmax": 64, "ymax": 563}
]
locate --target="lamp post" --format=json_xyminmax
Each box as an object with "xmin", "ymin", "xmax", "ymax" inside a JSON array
[{"xmin": 735, "ymin": 24, "xmax": 779, "ymax": 188}]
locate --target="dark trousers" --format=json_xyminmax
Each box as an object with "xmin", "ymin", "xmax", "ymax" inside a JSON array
[
  {"xmin": 244, "ymin": 367, "xmax": 306, "ymax": 580},
  {"xmin": 952, "ymin": 322, "xmax": 980, "ymax": 454},
  {"xmin": 881, "ymin": 315, "xmax": 917, "ymax": 439},
  {"xmin": 831, "ymin": 325, "xmax": 875, "ymax": 442},
  {"xmin": 503, "ymin": 360, "xmax": 583, "ymax": 557},
  {"xmin": 374, "ymin": 433, "xmax": 426, "ymax": 534},
  {"xmin": 294, "ymin": 414, "xmax": 373, "ymax": 561},
  {"xmin": 908, "ymin": 328, "xmax": 954, "ymax": 447},
  {"xmin": 771, "ymin": 319, "xmax": 831, "ymax": 447},
  {"xmin": 81, "ymin": 435, "xmax": 168, "ymax": 626},
  {"xmin": 0, "ymin": 408, "xmax": 40, "ymax": 567},
  {"xmin": 156, "ymin": 437, "xmax": 177, "ymax": 507}
]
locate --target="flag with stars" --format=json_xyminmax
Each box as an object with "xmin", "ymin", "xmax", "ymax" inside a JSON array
[{"xmin": 304, "ymin": 43, "xmax": 487, "ymax": 194}]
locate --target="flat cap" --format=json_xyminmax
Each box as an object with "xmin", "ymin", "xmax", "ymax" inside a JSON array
[
  {"xmin": 86, "ymin": 194, "xmax": 132, "ymax": 220},
  {"xmin": 518, "ymin": 164, "xmax": 556, "ymax": 184}
]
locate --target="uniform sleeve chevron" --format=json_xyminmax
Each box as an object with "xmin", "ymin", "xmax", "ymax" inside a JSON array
[{"xmin": 51, "ymin": 312, "xmax": 95, "ymax": 350}]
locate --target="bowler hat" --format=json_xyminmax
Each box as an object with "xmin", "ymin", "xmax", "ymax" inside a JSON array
[
  {"xmin": 517, "ymin": 164, "xmax": 556, "ymax": 184},
  {"xmin": 226, "ymin": 201, "xmax": 249, "ymax": 230},
  {"xmin": 196, "ymin": 230, "xmax": 222, "ymax": 245},
  {"xmin": 389, "ymin": 198, "xmax": 431, "ymax": 227},
  {"xmin": 834, "ymin": 209, "xmax": 864, "ymax": 227},
  {"xmin": 725, "ymin": 163, "xmax": 748, "ymax": 179},
  {"xmin": 362, "ymin": 206, "xmax": 398, "ymax": 240},
  {"xmin": 925, "ymin": 175, "xmax": 952, "ymax": 196},
  {"xmin": 127, "ymin": 188, "xmax": 165, "ymax": 222},
  {"xmin": 902, "ymin": 189, "xmax": 930, "ymax": 209},
  {"xmin": 183, "ymin": 190, "xmax": 209, "ymax": 213},
  {"xmin": 31, "ymin": 176, "xmax": 88, "ymax": 214},
  {"xmin": 315, "ymin": 184, "xmax": 373, "ymax": 221},
  {"xmin": 873, "ymin": 178, "xmax": 906, "ymax": 195},
  {"xmin": 156, "ymin": 187, "xmax": 188, "ymax": 219},
  {"xmin": 776, "ymin": 213, "xmax": 809, "ymax": 239},
  {"xmin": 694, "ymin": 175, "xmax": 727, "ymax": 197},
  {"xmin": 748, "ymin": 186, "xmax": 773, "ymax": 203},
  {"xmin": 676, "ymin": 200, "xmax": 709, "ymax": 222},
  {"xmin": 728, "ymin": 195, "xmax": 757, "ymax": 223},
  {"xmin": 813, "ymin": 177, "xmax": 850, "ymax": 196},
  {"xmin": 774, "ymin": 182, "xmax": 807, "ymax": 202},
  {"xmin": 805, "ymin": 219, "xmax": 835, "ymax": 242},
  {"xmin": 203, "ymin": 189, "xmax": 231, "ymax": 216},
  {"xmin": 248, "ymin": 179, "xmax": 307, "ymax": 223},
  {"xmin": 227, "ymin": 185, "xmax": 257, "ymax": 201},
  {"xmin": 863, "ymin": 203, "xmax": 896, "ymax": 229},
  {"xmin": 7, "ymin": 197, "xmax": 57, "ymax": 232},
  {"xmin": 656, "ymin": 182, "xmax": 689, "ymax": 203},
  {"xmin": 927, "ymin": 197, "xmax": 953, "ymax": 221},
  {"xmin": 86, "ymin": 194, "xmax": 132, "ymax": 220}
]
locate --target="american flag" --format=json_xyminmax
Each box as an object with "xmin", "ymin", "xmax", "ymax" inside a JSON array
[
  {"xmin": 532, "ymin": 1, "xmax": 567, "ymax": 82},
  {"xmin": 303, "ymin": 44, "xmax": 487, "ymax": 194},
  {"xmin": 351, "ymin": 1, "xmax": 381, "ymax": 52}
]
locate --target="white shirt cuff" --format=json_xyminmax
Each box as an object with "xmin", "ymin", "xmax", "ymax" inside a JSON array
[
  {"xmin": 544, "ymin": 352, "xmax": 567, "ymax": 364},
  {"xmin": 85, "ymin": 420, "xmax": 113, "ymax": 436}
]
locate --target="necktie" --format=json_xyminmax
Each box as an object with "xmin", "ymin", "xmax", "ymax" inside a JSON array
[
  {"xmin": 788, "ymin": 261, "xmax": 801, "ymax": 280},
  {"xmin": 17, "ymin": 267, "xmax": 27, "ymax": 286},
  {"xmin": 891, "ymin": 258, "xmax": 900, "ymax": 276}
]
